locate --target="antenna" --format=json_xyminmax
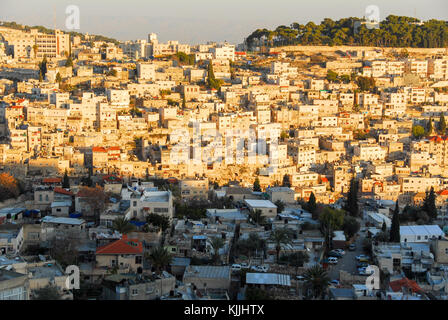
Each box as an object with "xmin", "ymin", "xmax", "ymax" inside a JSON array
[{"xmin": 53, "ymin": 4, "xmax": 56, "ymax": 34}]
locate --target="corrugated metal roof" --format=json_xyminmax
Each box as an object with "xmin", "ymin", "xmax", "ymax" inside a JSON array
[{"xmin": 246, "ymin": 273, "xmax": 291, "ymax": 286}]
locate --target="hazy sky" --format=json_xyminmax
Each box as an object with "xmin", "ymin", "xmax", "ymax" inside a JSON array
[{"xmin": 1, "ymin": 0, "xmax": 447, "ymax": 44}]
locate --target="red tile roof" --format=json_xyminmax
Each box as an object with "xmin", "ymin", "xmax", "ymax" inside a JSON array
[
  {"xmin": 96, "ymin": 235, "xmax": 143, "ymax": 255},
  {"xmin": 43, "ymin": 178, "xmax": 62, "ymax": 183},
  {"xmin": 389, "ymin": 277, "xmax": 422, "ymax": 293},
  {"xmin": 428, "ymin": 135, "xmax": 448, "ymax": 143},
  {"xmin": 438, "ymin": 189, "xmax": 448, "ymax": 196},
  {"xmin": 54, "ymin": 187, "xmax": 73, "ymax": 196},
  {"xmin": 92, "ymin": 147, "xmax": 107, "ymax": 153}
]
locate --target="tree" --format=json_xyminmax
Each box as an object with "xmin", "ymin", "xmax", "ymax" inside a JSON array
[
  {"xmin": 146, "ymin": 213, "xmax": 170, "ymax": 232},
  {"xmin": 303, "ymin": 265, "xmax": 330, "ymax": 299},
  {"xmin": 207, "ymin": 60, "xmax": 222, "ymax": 90},
  {"xmin": 326, "ymin": 70, "xmax": 339, "ymax": 82},
  {"xmin": 209, "ymin": 237, "xmax": 225, "ymax": 264},
  {"xmin": 342, "ymin": 216, "xmax": 360, "ymax": 239},
  {"xmin": 0, "ymin": 172, "xmax": 20, "ymax": 202},
  {"xmin": 253, "ymin": 177, "xmax": 261, "ymax": 192},
  {"xmin": 356, "ymin": 76, "xmax": 375, "ymax": 92},
  {"xmin": 282, "ymin": 174, "xmax": 291, "ymax": 187},
  {"xmin": 412, "ymin": 125, "xmax": 425, "ymax": 139},
  {"xmin": 439, "ymin": 113, "xmax": 447, "ymax": 135},
  {"xmin": 344, "ymin": 178, "xmax": 359, "ymax": 217},
  {"xmin": 269, "ymin": 228, "xmax": 292, "ymax": 263},
  {"xmin": 319, "ymin": 207, "xmax": 345, "ymax": 250},
  {"xmin": 389, "ymin": 201, "xmax": 400, "ymax": 242},
  {"xmin": 422, "ymin": 187, "xmax": 438, "ymax": 221},
  {"xmin": 279, "ymin": 252, "xmax": 310, "ymax": 276},
  {"xmin": 236, "ymin": 233, "xmax": 266, "ymax": 258},
  {"xmin": 55, "ymin": 72, "xmax": 62, "ymax": 84},
  {"xmin": 427, "ymin": 117, "xmax": 434, "ymax": 136},
  {"xmin": 32, "ymin": 44, "xmax": 38, "ymax": 58},
  {"xmin": 249, "ymin": 209, "xmax": 265, "ymax": 225},
  {"xmin": 274, "ymin": 200, "xmax": 285, "ymax": 214},
  {"xmin": 48, "ymin": 236, "xmax": 78, "ymax": 268},
  {"xmin": 62, "ymin": 170, "xmax": 70, "ymax": 189},
  {"xmin": 307, "ymin": 192, "xmax": 317, "ymax": 215},
  {"xmin": 375, "ymin": 231, "xmax": 389, "ymax": 242},
  {"xmin": 65, "ymin": 56, "xmax": 73, "ymax": 67},
  {"xmin": 381, "ymin": 220, "xmax": 387, "ymax": 232},
  {"xmin": 32, "ymin": 285, "xmax": 62, "ymax": 300},
  {"xmin": 112, "ymin": 217, "xmax": 135, "ymax": 234},
  {"xmin": 145, "ymin": 246, "xmax": 172, "ymax": 274},
  {"xmin": 38, "ymin": 54, "xmax": 47, "ymax": 79},
  {"xmin": 78, "ymin": 185, "xmax": 107, "ymax": 225}
]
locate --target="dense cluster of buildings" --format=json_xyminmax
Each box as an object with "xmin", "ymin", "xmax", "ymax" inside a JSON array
[{"xmin": 1, "ymin": 24, "xmax": 448, "ymax": 300}]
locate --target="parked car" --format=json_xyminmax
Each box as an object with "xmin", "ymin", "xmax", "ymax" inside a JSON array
[
  {"xmin": 259, "ymin": 264, "xmax": 270, "ymax": 272},
  {"xmin": 334, "ymin": 249, "xmax": 345, "ymax": 255},
  {"xmin": 231, "ymin": 264, "xmax": 242, "ymax": 271},
  {"xmin": 356, "ymin": 255, "xmax": 370, "ymax": 261},
  {"xmin": 296, "ymin": 275, "xmax": 305, "ymax": 281},
  {"xmin": 328, "ymin": 257, "xmax": 338, "ymax": 264},
  {"xmin": 357, "ymin": 262, "xmax": 369, "ymax": 268},
  {"xmin": 349, "ymin": 244, "xmax": 356, "ymax": 251},
  {"xmin": 358, "ymin": 267, "xmax": 374, "ymax": 276},
  {"xmin": 330, "ymin": 279, "xmax": 340, "ymax": 286},
  {"xmin": 358, "ymin": 267, "xmax": 367, "ymax": 275},
  {"xmin": 328, "ymin": 251, "xmax": 343, "ymax": 258},
  {"xmin": 240, "ymin": 262, "xmax": 250, "ymax": 269}
]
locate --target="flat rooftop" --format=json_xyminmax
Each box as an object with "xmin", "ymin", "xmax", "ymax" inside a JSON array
[{"xmin": 244, "ymin": 199, "xmax": 277, "ymax": 209}]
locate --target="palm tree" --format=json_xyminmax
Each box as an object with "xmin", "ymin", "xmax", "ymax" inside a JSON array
[
  {"xmin": 111, "ymin": 217, "xmax": 135, "ymax": 234},
  {"xmin": 249, "ymin": 209, "xmax": 265, "ymax": 225},
  {"xmin": 146, "ymin": 246, "xmax": 172, "ymax": 274},
  {"xmin": 303, "ymin": 265, "xmax": 330, "ymax": 299},
  {"xmin": 269, "ymin": 228, "xmax": 292, "ymax": 263},
  {"xmin": 209, "ymin": 237, "xmax": 225, "ymax": 264}
]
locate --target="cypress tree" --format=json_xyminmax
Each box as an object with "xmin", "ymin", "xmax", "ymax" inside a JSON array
[
  {"xmin": 381, "ymin": 220, "xmax": 387, "ymax": 232},
  {"xmin": 62, "ymin": 170, "xmax": 70, "ymax": 189},
  {"xmin": 253, "ymin": 177, "xmax": 261, "ymax": 192},
  {"xmin": 345, "ymin": 178, "xmax": 359, "ymax": 217},
  {"xmin": 389, "ymin": 201, "xmax": 400, "ymax": 242},
  {"xmin": 307, "ymin": 192, "xmax": 317, "ymax": 215},
  {"xmin": 282, "ymin": 174, "xmax": 291, "ymax": 187},
  {"xmin": 427, "ymin": 117, "xmax": 434, "ymax": 136},
  {"xmin": 422, "ymin": 187, "xmax": 438, "ymax": 221},
  {"xmin": 439, "ymin": 113, "xmax": 447, "ymax": 135}
]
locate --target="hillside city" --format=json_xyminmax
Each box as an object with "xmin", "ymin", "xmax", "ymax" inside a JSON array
[{"xmin": 1, "ymin": 16, "xmax": 448, "ymax": 301}]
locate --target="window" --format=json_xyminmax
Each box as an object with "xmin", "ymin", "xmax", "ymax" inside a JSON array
[
  {"xmin": 417, "ymin": 236, "xmax": 421, "ymax": 240},
  {"xmin": 135, "ymin": 256, "xmax": 142, "ymax": 264},
  {"xmin": 131, "ymin": 289, "xmax": 138, "ymax": 296}
]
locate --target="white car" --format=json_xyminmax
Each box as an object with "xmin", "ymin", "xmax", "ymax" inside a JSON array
[
  {"xmin": 250, "ymin": 265, "xmax": 269, "ymax": 273},
  {"xmin": 260, "ymin": 264, "xmax": 270, "ymax": 272},
  {"xmin": 240, "ymin": 262, "xmax": 250, "ymax": 269},
  {"xmin": 231, "ymin": 264, "xmax": 242, "ymax": 271},
  {"xmin": 334, "ymin": 249, "xmax": 345, "ymax": 255},
  {"xmin": 328, "ymin": 257, "xmax": 338, "ymax": 264}
]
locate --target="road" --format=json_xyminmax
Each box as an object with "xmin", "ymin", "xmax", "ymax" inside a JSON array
[{"xmin": 327, "ymin": 227, "xmax": 367, "ymax": 281}]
